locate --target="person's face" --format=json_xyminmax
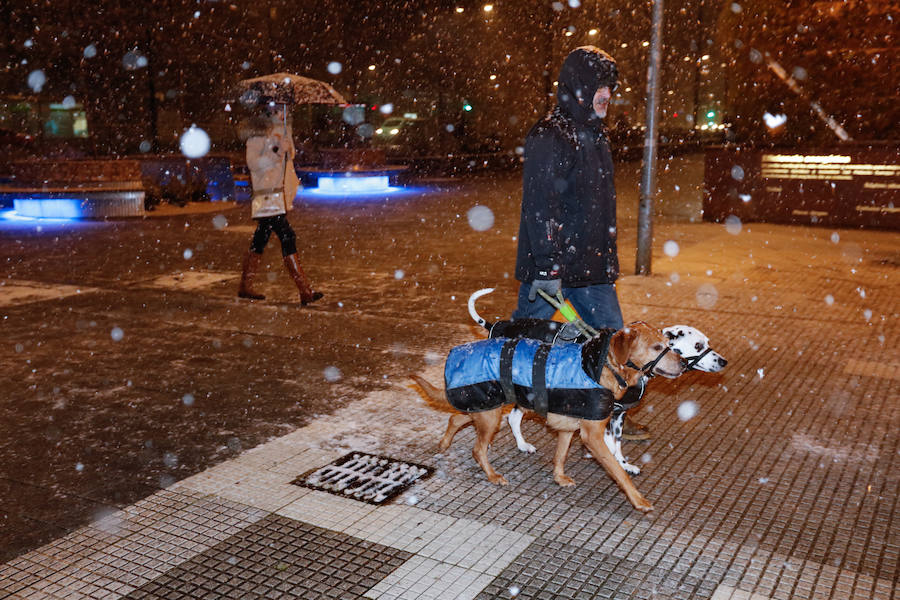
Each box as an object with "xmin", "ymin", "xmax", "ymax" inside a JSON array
[
  {"xmin": 593, "ymin": 87, "xmax": 612, "ymax": 118},
  {"xmin": 267, "ymin": 104, "xmax": 286, "ymax": 122}
]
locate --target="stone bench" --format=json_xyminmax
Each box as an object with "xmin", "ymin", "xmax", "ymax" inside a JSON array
[
  {"xmin": 0, "ymin": 156, "xmax": 235, "ymax": 218},
  {"xmin": 0, "ymin": 159, "xmax": 145, "ymax": 217}
]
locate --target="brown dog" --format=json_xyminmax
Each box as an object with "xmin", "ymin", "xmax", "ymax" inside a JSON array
[{"xmin": 411, "ymin": 322, "xmax": 684, "ymax": 513}]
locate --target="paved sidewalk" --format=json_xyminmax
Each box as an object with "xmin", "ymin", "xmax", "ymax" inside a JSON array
[{"xmin": 1, "ymin": 171, "xmax": 897, "ymax": 599}]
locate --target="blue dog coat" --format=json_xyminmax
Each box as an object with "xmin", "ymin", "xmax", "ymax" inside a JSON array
[{"xmin": 444, "ymin": 337, "xmax": 615, "ymax": 421}]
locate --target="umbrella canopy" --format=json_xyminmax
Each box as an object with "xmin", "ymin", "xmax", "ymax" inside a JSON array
[{"xmin": 234, "ymin": 72, "xmax": 346, "ymax": 106}]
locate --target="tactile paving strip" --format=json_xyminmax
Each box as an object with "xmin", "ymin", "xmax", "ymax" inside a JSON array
[
  {"xmin": 122, "ymin": 514, "xmax": 413, "ymax": 599},
  {"xmin": 294, "ymin": 452, "xmax": 434, "ymax": 505}
]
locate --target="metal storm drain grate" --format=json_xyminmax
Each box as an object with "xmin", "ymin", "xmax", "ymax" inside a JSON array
[{"xmin": 293, "ymin": 453, "xmax": 433, "ymax": 505}]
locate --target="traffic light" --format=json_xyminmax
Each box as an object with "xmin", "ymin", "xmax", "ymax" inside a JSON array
[{"xmin": 462, "ymin": 102, "xmax": 473, "ymax": 112}]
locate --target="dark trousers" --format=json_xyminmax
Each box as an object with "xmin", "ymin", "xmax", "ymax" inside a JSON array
[
  {"xmin": 250, "ymin": 214, "xmax": 297, "ymax": 256},
  {"xmin": 512, "ymin": 282, "xmax": 624, "ymax": 330}
]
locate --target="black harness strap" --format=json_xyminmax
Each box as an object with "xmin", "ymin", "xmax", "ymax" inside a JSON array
[
  {"xmin": 614, "ymin": 375, "xmax": 647, "ymax": 411},
  {"xmin": 499, "ymin": 339, "xmax": 518, "ymax": 407},
  {"xmin": 606, "ymin": 359, "xmax": 629, "ymax": 389},
  {"xmin": 685, "ymin": 348, "xmax": 712, "ymax": 370},
  {"xmin": 627, "ymin": 346, "xmax": 672, "ymax": 378},
  {"xmin": 531, "ymin": 343, "xmax": 552, "ymax": 417}
]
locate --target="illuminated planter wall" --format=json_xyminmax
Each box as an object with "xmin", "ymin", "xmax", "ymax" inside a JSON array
[
  {"xmin": 13, "ymin": 194, "xmax": 144, "ymax": 218},
  {"xmin": 703, "ymin": 145, "xmax": 900, "ymax": 229},
  {"xmin": 316, "ymin": 175, "xmax": 390, "ymax": 194}
]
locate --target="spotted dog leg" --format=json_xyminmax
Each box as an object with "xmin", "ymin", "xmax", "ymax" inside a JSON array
[
  {"xmin": 507, "ymin": 407, "xmax": 537, "ymax": 453},
  {"xmin": 605, "ymin": 411, "xmax": 640, "ymax": 475}
]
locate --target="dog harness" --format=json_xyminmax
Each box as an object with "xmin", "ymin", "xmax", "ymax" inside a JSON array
[
  {"xmin": 684, "ymin": 347, "xmax": 713, "ymax": 370},
  {"xmin": 444, "ymin": 337, "xmax": 617, "ymax": 421}
]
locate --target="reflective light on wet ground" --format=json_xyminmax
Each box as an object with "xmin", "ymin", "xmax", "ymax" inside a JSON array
[
  {"xmin": 0, "ymin": 207, "xmax": 87, "ymax": 224},
  {"xmin": 297, "ymin": 184, "xmax": 430, "ymax": 202}
]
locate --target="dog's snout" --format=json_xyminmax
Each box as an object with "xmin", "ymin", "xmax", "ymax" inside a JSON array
[{"xmin": 718, "ymin": 357, "xmax": 727, "ymax": 367}]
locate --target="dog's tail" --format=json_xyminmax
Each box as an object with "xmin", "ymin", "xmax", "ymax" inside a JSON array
[
  {"xmin": 409, "ymin": 374, "xmax": 453, "ymax": 411},
  {"xmin": 468, "ymin": 287, "xmax": 494, "ymax": 330}
]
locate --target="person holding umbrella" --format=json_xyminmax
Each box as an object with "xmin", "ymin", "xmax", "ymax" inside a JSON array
[
  {"xmin": 237, "ymin": 100, "xmax": 322, "ymax": 305},
  {"xmin": 235, "ymin": 74, "xmax": 345, "ymax": 305}
]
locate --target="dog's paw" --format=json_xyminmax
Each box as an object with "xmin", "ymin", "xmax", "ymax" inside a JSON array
[
  {"xmin": 622, "ymin": 462, "xmax": 641, "ymax": 476},
  {"xmin": 517, "ymin": 442, "xmax": 537, "ymax": 453},
  {"xmin": 628, "ymin": 492, "xmax": 653, "ymax": 513},
  {"xmin": 554, "ymin": 474, "xmax": 576, "ymax": 487},
  {"xmin": 488, "ymin": 473, "xmax": 509, "ymax": 486}
]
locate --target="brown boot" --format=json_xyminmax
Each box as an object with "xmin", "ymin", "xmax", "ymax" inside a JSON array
[
  {"xmin": 238, "ymin": 250, "xmax": 265, "ymax": 300},
  {"xmin": 283, "ymin": 253, "xmax": 323, "ymax": 305},
  {"xmin": 622, "ymin": 414, "xmax": 651, "ymax": 441}
]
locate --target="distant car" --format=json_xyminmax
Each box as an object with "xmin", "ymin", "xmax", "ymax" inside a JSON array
[
  {"xmin": 373, "ymin": 117, "xmax": 410, "ymax": 139},
  {"xmin": 372, "ymin": 117, "xmax": 457, "ymax": 157}
]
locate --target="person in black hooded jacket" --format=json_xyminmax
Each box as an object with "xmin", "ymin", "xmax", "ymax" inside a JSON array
[
  {"xmin": 513, "ymin": 46, "xmax": 622, "ymax": 328},
  {"xmin": 512, "ymin": 47, "xmax": 650, "ymax": 440}
]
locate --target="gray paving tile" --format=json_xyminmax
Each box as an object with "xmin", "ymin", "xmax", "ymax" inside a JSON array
[{"xmin": 122, "ymin": 514, "xmax": 413, "ymax": 599}]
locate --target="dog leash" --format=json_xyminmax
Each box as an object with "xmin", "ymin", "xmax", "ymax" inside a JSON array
[
  {"xmin": 535, "ymin": 289, "xmax": 600, "ymax": 338},
  {"xmin": 536, "ymin": 289, "xmax": 628, "ymax": 390}
]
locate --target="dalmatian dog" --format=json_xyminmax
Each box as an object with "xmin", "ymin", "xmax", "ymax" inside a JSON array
[{"xmin": 507, "ymin": 324, "xmax": 727, "ymax": 474}]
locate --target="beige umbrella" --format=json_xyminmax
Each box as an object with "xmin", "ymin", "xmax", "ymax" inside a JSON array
[{"xmin": 234, "ymin": 72, "xmax": 346, "ymax": 107}]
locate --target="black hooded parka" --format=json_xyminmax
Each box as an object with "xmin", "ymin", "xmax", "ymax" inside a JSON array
[{"xmin": 515, "ymin": 46, "xmax": 620, "ymax": 287}]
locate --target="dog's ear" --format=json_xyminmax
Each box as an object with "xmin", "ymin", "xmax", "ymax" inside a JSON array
[{"xmin": 610, "ymin": 326, "xmax": 637, "ymax": 364}]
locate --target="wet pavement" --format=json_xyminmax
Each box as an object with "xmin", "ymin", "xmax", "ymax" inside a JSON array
[{"xmin": 1, "ymin": 154, "xmax": 897, "ymax": 599}]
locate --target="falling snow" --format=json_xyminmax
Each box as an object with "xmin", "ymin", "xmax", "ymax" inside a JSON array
[
  {"xmin": 27, "ymin": 70, "xmax": 46, "ymax": 92},
  {"xmin": 663, "ymin": 240, "xmax": 679, "ymax": 257},
  {"xmin": 467, "ymin": 205, "xmax": 495, "ymax": 231},
  {"xmin": 324, "ymin": 366, "xmax": 342, "ymax": 382},
  {"xmin": 212, "ymin": 215, "xmax": 228, "ymax": 230},
  {"xmin": 724, "ymin": 215, "xmax": 742, "ymax": 235},
  {"xmin": 179, "ymin": 126, "xmax": 211, "ymax": 159},
  {"xmin": 677, "ymin": 401, "xmax": 699, "ymax": 421}
]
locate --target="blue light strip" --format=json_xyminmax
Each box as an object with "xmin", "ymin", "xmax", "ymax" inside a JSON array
[
  {"xmin": 317, "ymin": 175, "xmax": 391, "ymax": 194},
  {"xmin": 0, "ymin": 208, "xmax": 84, "ymax": 225},
  {"xmin": 14, "ymin": 198, "xmax": 84, "ymax": 219}
]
